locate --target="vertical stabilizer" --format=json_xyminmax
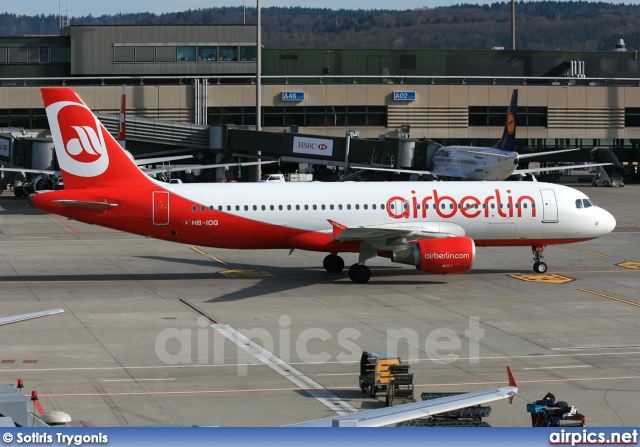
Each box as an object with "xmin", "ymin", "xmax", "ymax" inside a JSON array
[
  {"xmin": 41, "ymin": 88, "xmax": 151, "ymax": 190},
  {"xmin": 492, "ymin": 89, "xmax": 518, "ymax": 152}
]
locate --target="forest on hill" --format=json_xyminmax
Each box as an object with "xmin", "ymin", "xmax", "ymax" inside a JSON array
[{"xmin": 1, "ymin": 2, "xmax": 639, "ymax": 51}]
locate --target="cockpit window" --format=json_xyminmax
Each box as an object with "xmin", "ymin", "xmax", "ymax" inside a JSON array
[
  {"xmin": 575, "ymin": 199, "xmax": 583, "ymax": 209},
  {"xmin": 583, "ymin": 199, "xmax": 593, "ymax": 208}
]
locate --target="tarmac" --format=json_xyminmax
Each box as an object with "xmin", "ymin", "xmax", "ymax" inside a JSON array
[{"xmin": 0, "ymin": 183, "xmax": 639, "ymax": 427}]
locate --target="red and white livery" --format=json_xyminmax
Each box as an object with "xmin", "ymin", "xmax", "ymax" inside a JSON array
[{"xmin": 32, "ymin": 88, "xmax": 617, "ymax": 282}]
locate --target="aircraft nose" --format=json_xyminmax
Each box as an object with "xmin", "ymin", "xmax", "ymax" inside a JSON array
[{"xmin": 599, "ymin": 209, "xmax": 617, "ymax": 235}]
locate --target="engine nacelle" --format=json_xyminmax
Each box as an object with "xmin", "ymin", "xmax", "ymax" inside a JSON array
[{"xmin": 391, "ymin": 237, "xmax": 475, "ymax": 274}]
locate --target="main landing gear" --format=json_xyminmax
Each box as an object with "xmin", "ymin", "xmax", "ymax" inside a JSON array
[
  {"xmin": 323, "ymin": 253, "xmax": 345, "ymax": 273},
  {"xmin": 532, "ymin": 245, "xmax": 548, "ymax": 274},
  {"xmin": 323, "ymin": 243, "xmax": 377, "ymax": 283}
]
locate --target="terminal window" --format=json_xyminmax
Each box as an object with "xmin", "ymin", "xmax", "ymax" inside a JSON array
[
  {"xmin": 177, "ymin": 46, "xmax": 196, "ymax": 62},
  {"xmin": 199, "ymin": 47, "xmax": 217, "ymax": 62},
  {"xmin": 625, "ymin": 108, "xmax": 640, "ymax": 127},
  {"xmin": 469, "ymin": 106, "xmax": 547, "ymax": 127},
  {"xmin": 219, "ymin": 46, "xmax": 238, "ymax": 61}
]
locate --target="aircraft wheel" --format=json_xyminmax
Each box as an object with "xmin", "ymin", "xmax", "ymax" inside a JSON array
[
  {"xmin": 533, "ymin": 262, "xmax": 548, "ymax": 274},
  {"xmin": 349, "ymin": 264, "xmax": 371, "ymax": 283},
  {"xmin": 323, "ymin": 254, "xmax": 345, "ymax": 273}
]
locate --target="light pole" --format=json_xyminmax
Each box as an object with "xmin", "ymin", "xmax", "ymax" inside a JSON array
[{"xmin": 256, "ymin": 0, "xmax": 262, "ymax": 181}]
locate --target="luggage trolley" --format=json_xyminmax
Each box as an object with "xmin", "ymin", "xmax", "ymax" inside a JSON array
[
  {"xmin": 358, "ymin": 351, "xmax": 402, "ymax": 397},
  {"xmin": 385, "ymin": 363, "xmax": 415, "ymax": 407}
]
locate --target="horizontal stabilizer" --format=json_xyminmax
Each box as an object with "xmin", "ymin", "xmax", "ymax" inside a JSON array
[{"xmin": 53, "ymin": 199, "xmax": 119, "ymax": 209}]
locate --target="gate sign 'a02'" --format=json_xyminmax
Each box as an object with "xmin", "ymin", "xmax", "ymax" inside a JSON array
[{"xmin": 393, "ymin": 91, "xmax": 416, "ymax": 101}]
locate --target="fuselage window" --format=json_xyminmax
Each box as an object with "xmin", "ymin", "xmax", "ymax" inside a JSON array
[
  {"xmin": 531, "ymin": 203, "xmax": 536, "ymax": 209},
  {"xmin": 372, "ymin": 204, "xmax": 377, "ymax": 210},
  {"xmin": 364, "ymin": 204, "xmax": 368, "ymax": 210},
  {"xmin": 253, "ymin": 205, "xmax": 257, "ymax": 211},
  {"xmin": 355, "ymin": 204, "xmax": 360, "ymax": 210},
  {"xmin": 192, "ymin": 205, "xmax": 197, "ymax": 212},
  {"xmin": 381, "ymin": 204, "xmax": 385, "ymax": 210},
  {"xmin": 441, "ymin": 204, "xmax": 446, "ymax": 210},
  {"xmin": 491, "ymin": 204, "xmax": 495, "ymax": 209},
  {"xmin": 236, "ymin": 205, "xmax": 240, "ymax": 211},
  {"xmin": 287, "ymin": 205, "xmax": 292, "ymax": 210},
  {"xmin": 270, "ymin": 205, "xmax": 275, "ymax": 211},
  {"xmin": 201, "ymin": 205, "xmax": 206, "ymax": 211},
  {"xmin": 262, "ymin": 205, "xmax": 266, "ymax": 211},
  {"xmin": 515, "ymin": 203, "xmax": 520, "ymax": 209},
  {"xmin": 218, "ymin": 205, "xmax": 223, "ymax": 211},
  {"xmin": 313, "ymin": 205, "xmax": 317, "ymax": 210},
  {"xmin": 507, "ymin": 203, "xmax": 511, "ymax": 209},
  {"xmin": 347, "ymin": 204, "xmax": 351, "ymax": 210},
  {"xmin": 523, "ymin": 203, "xmax": 528, "ymax": 209},
  {"xmin": 304, "ymin": 205, "xmax": 309, "ymax": 210},
  {"xmin": 499, "ymin": 203, "xmax": 503, "ymax": 209},
  {"xmin": 279, "ymin": 205, "xmax": 283, "ymax": 211},
  {"xmin": 296, "ymin": 205, "xmax": 300, "ymax": 210},
  {"xmin": 321, "ymin": 204, "xmax": 326, "ymax": 210},
  {"xmin": 209, "ymin": 205, "xmax": 214, "ymax": 211},
  {"xmin": 244, "ymin": 205, "xmax": 249, "ymax": 211},
  {"xmin": 339, "ymin": 204, "xmax": 343, "ymax": 210},
  {"xmin": 330, "ymin": 204, "xmax": 334, "ymax": 210},
  {"xmin": 227, "ymin": 205, "xmax": 232, "ymax": 211}
]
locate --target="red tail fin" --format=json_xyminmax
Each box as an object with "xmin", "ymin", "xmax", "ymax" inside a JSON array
[{"xmin": 41, "ymin": 88, "xmax": 150, "ymax": 190}]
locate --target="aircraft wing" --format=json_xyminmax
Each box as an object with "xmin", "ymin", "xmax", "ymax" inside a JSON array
[
  {"xmin": 514, "ymin": 162, "xmax": 612, "ymax": 175},
  {"xmin": 0, "ymin": 309, "xmax": 64, "ymax": 326},
  {"xmin": 516, "ymin": 148, "xmax": 580, "ymax": 160},
  {"xmin": 333, "ymin": 221, "xmax": 465, "ymax": 244},
  {"xmin": 347, "ymin": 165, "xmax": 435, "ymax": 177},
  {"xmin": 289, "ymin": 367, "xmax": 517, "ymax": 427},
  {"xmin": 142, "ymin": 160, "xmax": 278, "ymax": 175},
  {"xmin": 457, "ymin": 149, "xmax": 513, "ymax": 158},
  {"xmin": 133, "ymin": 155, "xmax": 193, "ymax": 165}
]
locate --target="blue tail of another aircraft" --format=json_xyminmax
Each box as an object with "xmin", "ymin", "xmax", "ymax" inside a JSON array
[{"xmin": 493, "ymin": 89, "xmax": 518, "ymax": 152}]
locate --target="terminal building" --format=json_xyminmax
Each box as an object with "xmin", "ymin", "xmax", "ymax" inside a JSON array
[{"xmin": 1, "ymin": 24, "xmax": 640, "ymax": 180}]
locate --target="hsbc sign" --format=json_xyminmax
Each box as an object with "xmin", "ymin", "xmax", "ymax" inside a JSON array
[{"xmin": 293, "ymin": 136, "xmax": 334, "ymax": 157}]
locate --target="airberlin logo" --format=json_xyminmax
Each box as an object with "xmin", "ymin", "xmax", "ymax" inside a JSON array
[
  {"xmin": 47, "ymin": 100, "xmax": 110, "ymax": 178},
  {"xmin": 386, "ymin": 189, "xmax": 537, "ymax": 220},
  {"xmin": 67, "ymin": 125, "xmax": 103, "ymax": 163},
  {"xmin": 424, "ymin": 252, "xmax": 471, "ymax": 260}
]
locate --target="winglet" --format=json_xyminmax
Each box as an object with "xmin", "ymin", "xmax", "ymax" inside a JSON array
[
  {"xmin": 327, "ymin": 219, "xmax": 348, "ymax": 238},
  {"xmin": 507, "ymin": 366, "xmax": 517, "ymax": 404}
]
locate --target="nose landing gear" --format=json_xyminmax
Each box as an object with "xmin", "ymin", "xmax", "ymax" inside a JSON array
[{"xmin": 532, "ymin": 245, "xmax": 548, "ymax": 273}]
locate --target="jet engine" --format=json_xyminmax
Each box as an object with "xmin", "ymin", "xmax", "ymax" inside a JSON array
[{"xmin": 391, "ymin": 237, "xmax": 475, "ymax": 274}]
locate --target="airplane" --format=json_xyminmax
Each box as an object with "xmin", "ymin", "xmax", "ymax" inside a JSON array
[
  {"xmin": 29, "ymin": 88, "xmax": 616, "ymax": 283},
  {"xmin": 359, "ymin": 89, "xmax": 610, "ymax": 181}
]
